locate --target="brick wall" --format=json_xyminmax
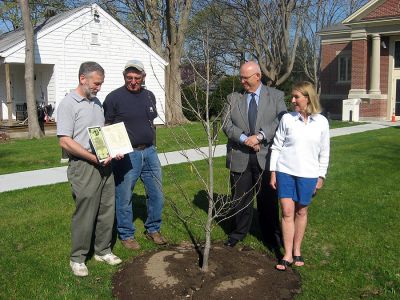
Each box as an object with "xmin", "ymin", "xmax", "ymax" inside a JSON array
[
  {"xmin": 320, "ymin": 34, "xmax": 390, "ymax": 120},
  {"xmin": 362, "ymin": 0, "xmax": 400, "ymax": 20},
  {"xmin": 351, "ymin": 39, "xmax": 368, "ymax": 90},
  {"xmin": 320, "ymin": 43, "xmax": 351, "ymax": 95},
  {"xmin": 360, "ymin": 99, "xmax": 387, "ymax": 118}
]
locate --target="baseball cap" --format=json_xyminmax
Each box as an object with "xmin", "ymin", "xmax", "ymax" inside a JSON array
[{"xmin": 124, "ymin": 59, "xmax": 145, "ymax": 72}]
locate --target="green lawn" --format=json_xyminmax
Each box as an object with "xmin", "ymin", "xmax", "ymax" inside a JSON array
[
  {"xmin": 0, "ymin": 127, "xmax": 399, "ymax": 299},
  {"xmin": 0, "ymin": 120, "xmax": 362, "ymax": 175},
  {"xmin": 0, "ymin": 122, "xmax": 227, "ymax": 175}
]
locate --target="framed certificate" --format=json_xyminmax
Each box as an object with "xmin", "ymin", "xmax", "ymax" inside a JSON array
[{"xmin": 88, "ymin": 122, "xmax": 133, "ymax": 162}]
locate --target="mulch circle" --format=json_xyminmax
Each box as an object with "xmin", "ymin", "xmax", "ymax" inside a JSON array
[{"xmin": 112, "ymin": 242, "xmax": 301, "ymax": 299}]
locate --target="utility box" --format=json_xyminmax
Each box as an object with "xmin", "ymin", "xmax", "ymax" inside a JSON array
[{"xmin": 342, "ymin": 99, "xmax": 361, "ymax": 122}]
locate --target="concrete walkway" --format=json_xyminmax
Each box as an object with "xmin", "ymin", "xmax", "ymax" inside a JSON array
[{"xmin": 0, "ymin": 121, "xmax": 396, "ymax": 193}]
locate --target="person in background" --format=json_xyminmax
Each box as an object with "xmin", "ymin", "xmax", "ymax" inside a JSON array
[
  {"xmin": 270, "ymin": 81, "xmax": 330, "ymax": 271},
  {"xmin": 57, "ymin": 61, "xmax": 122, "ymax": 277}
]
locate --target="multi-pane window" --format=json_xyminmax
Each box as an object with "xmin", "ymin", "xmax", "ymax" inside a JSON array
[{"xmin": 338, "ymin": 55, "xmax": 351, "ymax": 82}]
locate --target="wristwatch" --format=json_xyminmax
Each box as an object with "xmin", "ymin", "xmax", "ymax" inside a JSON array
[{"xmin": 256, "ymin": 132, "xmax": 264, "ymax": 142}]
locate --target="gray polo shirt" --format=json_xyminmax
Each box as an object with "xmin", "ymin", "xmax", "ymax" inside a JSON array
[{"xmin": 57, "ymin": 90, "xmax": 105, "ymax": 151}]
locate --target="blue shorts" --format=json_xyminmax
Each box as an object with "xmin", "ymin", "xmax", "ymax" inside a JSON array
[{"xmin": 276, "ymin": 172, "xmax": 318, "ymax": 206}]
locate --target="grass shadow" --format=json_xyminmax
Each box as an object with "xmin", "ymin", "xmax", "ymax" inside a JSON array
[
  {"xmin": 131, "ymin": 193, "xmax": 148, "ymax": 224},
  {"xmin": 192, "ymin": 189, "xmax": 281, "ymax": 259},
  {"xmin": 167, "ymin": 192, "xmax": 207, "ymax": 267}
]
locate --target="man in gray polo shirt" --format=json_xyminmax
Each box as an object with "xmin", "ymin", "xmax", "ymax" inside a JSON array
[{"xmin": 57, "ymin": 61, "xmax": 122, "ymax": 277}]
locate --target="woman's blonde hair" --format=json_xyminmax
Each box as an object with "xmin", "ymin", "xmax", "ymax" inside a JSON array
[{"xmin": 292, "ymin": 81, "xmax": 321, "ymax": 115}]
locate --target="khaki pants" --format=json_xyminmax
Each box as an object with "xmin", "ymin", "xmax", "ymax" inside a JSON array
[{"xmin": 67, "ymin": 159, "xmax": 115, "ymax": 263}]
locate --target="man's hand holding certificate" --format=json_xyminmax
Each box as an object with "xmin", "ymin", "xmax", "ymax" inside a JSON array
[{"xmin": 88, "ymin": 122, "xmax": 133, "ymax": 163}]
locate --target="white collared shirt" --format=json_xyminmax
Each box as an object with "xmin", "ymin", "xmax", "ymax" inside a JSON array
[
  {"xmin": 246, "ymin": 83, "xmax": 262, "ymax": 106},
  {"xmin": 270, "ymin": 112, "xmax": 330, "ymax": 178}
]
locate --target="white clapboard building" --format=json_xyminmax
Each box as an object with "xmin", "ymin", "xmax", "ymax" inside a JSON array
[{"xmin": 0, "ymin": 4, "xmax": 167, "ymax": 124}]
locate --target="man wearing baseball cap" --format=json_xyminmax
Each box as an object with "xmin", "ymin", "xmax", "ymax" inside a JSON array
[{"xmin": 103, "ymin": 59, "xmax": 167, "ymax": 250}]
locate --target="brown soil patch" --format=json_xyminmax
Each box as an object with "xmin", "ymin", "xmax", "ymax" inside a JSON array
[{"xmin": 112, "ymin": 242, "xmax": 301, "ymax": 299}]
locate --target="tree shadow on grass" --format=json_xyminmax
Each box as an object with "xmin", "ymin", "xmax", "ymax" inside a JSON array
[{"xmin": 192, "ymin": 190, "xmax": 282, "ymax": 259}]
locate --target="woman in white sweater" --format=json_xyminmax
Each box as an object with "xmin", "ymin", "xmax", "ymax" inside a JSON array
[{"xmin": 269, "ymin": 81, "xmax": 330, "ymax": 271}]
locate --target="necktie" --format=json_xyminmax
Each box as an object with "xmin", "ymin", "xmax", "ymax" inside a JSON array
[{"xmin": 248, "ymin": 93, "xmax": 257, "ymax": 135}]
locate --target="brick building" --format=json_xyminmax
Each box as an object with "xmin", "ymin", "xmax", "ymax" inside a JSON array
[{"xmin": 319, "ymin": 0, "xmax": 400, "ymax": 121}]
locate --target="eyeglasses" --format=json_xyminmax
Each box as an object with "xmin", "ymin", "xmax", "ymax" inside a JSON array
[
  {"xmin": 125, "ymin": 75, "xmax": 143, "ymax": 82},
  {"xmin": 239, "ymin": 73, "xmax": 257, "ymax": 81}
]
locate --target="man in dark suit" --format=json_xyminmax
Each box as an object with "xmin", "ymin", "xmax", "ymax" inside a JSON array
[{"xmin": 222, "ymin": 61, "xmax": 286, "ymax": 250}]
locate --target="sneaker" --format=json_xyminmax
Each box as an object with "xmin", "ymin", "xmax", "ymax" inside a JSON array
[
  {"xmin": 94, "ymin": 253, "xmax": 122, "ymax": 266},
  {"xmin": 121, "ymin": 238, "xmax": 141, "ymax": 250},
  {"xmin": 145, "ymin": 231, "xmax": 168, "ymax": 245},
  {"xmin": 70, "ymin": 261, "xmax": 88, "ymax": 277}
]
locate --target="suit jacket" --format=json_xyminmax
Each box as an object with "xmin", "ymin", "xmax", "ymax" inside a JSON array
[{"xmin": 222, "ymin": 84, "xmax": 287, "ymax": 173}]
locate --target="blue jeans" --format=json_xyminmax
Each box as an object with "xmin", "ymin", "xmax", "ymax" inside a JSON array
[{"xmin": 112, "ymin": 146, "xmax": 164, "ymax": 240}]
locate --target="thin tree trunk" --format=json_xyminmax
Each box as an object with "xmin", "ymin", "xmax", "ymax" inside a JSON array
[
  {"xmin": 19, "ymin": 0, "xmax": 43, "ymax": 138},
  {"xmin": 202, "ymin": 43, "xmax": 212, "ymax": 272},
  {"xmin": 202, "ymin": 139, "xmax": 214, "ymax": 272}
]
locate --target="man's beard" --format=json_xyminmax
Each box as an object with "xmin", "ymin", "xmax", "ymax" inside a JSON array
[{"xmin": 84, "ymin": 86, "xmax": 96, "ymax": 99}]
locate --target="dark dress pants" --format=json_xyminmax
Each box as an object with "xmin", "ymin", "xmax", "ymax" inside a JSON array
[
  {"xmin": 229, "ymin": 153, "xmax": 282, "ymax": 248},
  {"xmin": 229, "ymin": 153, "xmax": 261, "ymax": 241}
]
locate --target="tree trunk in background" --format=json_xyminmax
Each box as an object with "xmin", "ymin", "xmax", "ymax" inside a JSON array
[
  {"xmin": 165, "ymin": 52, "xmax": 187, "ymax": 125},
  {"xmin": 106, "ymin": 0, "xmax": 192, "ymax": 125},
  {"xmin": 19, "ymin": 0, "xmax": 43, "ymax": 138},
  {"xmin": 162, "ymin": 0, "xmax": 192, "ymax": 125}
]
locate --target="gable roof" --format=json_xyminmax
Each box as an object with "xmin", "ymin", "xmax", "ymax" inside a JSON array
[
  {"xmin": 361, "ymin": 0, "xmax": 400, "ymax": 20},
  {"xmin": 342, "ymin": 0, "xmax": 400, "ymax": 24},
  {"xmin": 0, "ymin": 4, "xmax": 168, "ymax": 66}
]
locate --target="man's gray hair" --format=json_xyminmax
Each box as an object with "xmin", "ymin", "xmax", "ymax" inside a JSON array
[{"xmin": 78, "ymin": 61, "xmax": 104, "ymax": 79}]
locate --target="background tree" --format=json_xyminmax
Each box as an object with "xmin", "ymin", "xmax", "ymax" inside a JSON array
[
  {"xmin": 220, "ymin": 0, "xmax": 311, "ymax": 86},
  {"xmin": 0, "ymin": 0, "xmax": 72, "ymax": 30},
  {"xmin": 18, "ymin": 0, "xmax": 43, "ymax": 138},
  {"xmin": 185, "ymin": 1, "xmax": 242, "ymax": 77},
  {"xmin": 100, "ymin": 0, "xmax": 193, "ymax": 125},
  {"xmin": 0, "ymin": 0, "xmax": 21, "ymax": 31},
  {"xmin": 297, "ymin": 0, "xmax": 368, "ymax": 94}
]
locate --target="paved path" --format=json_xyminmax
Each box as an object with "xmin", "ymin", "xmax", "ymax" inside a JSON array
[{"xmin": 0, "ymin": 121, "xmax": 396, "ymax": 193}]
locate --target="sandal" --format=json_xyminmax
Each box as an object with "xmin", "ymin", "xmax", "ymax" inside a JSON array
[
  {"xmin": 293, "ymin": 255, "xmax": 304, "ymax": 267},
  {"xmin": 275, "ymin": 259, "xmax": 292, "ymax": 271}
]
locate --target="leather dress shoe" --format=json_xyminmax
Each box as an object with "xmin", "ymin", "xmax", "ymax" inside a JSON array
[{"xmin": 224, "ymin": 238, "xmax": 238, "ymax": 247}]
